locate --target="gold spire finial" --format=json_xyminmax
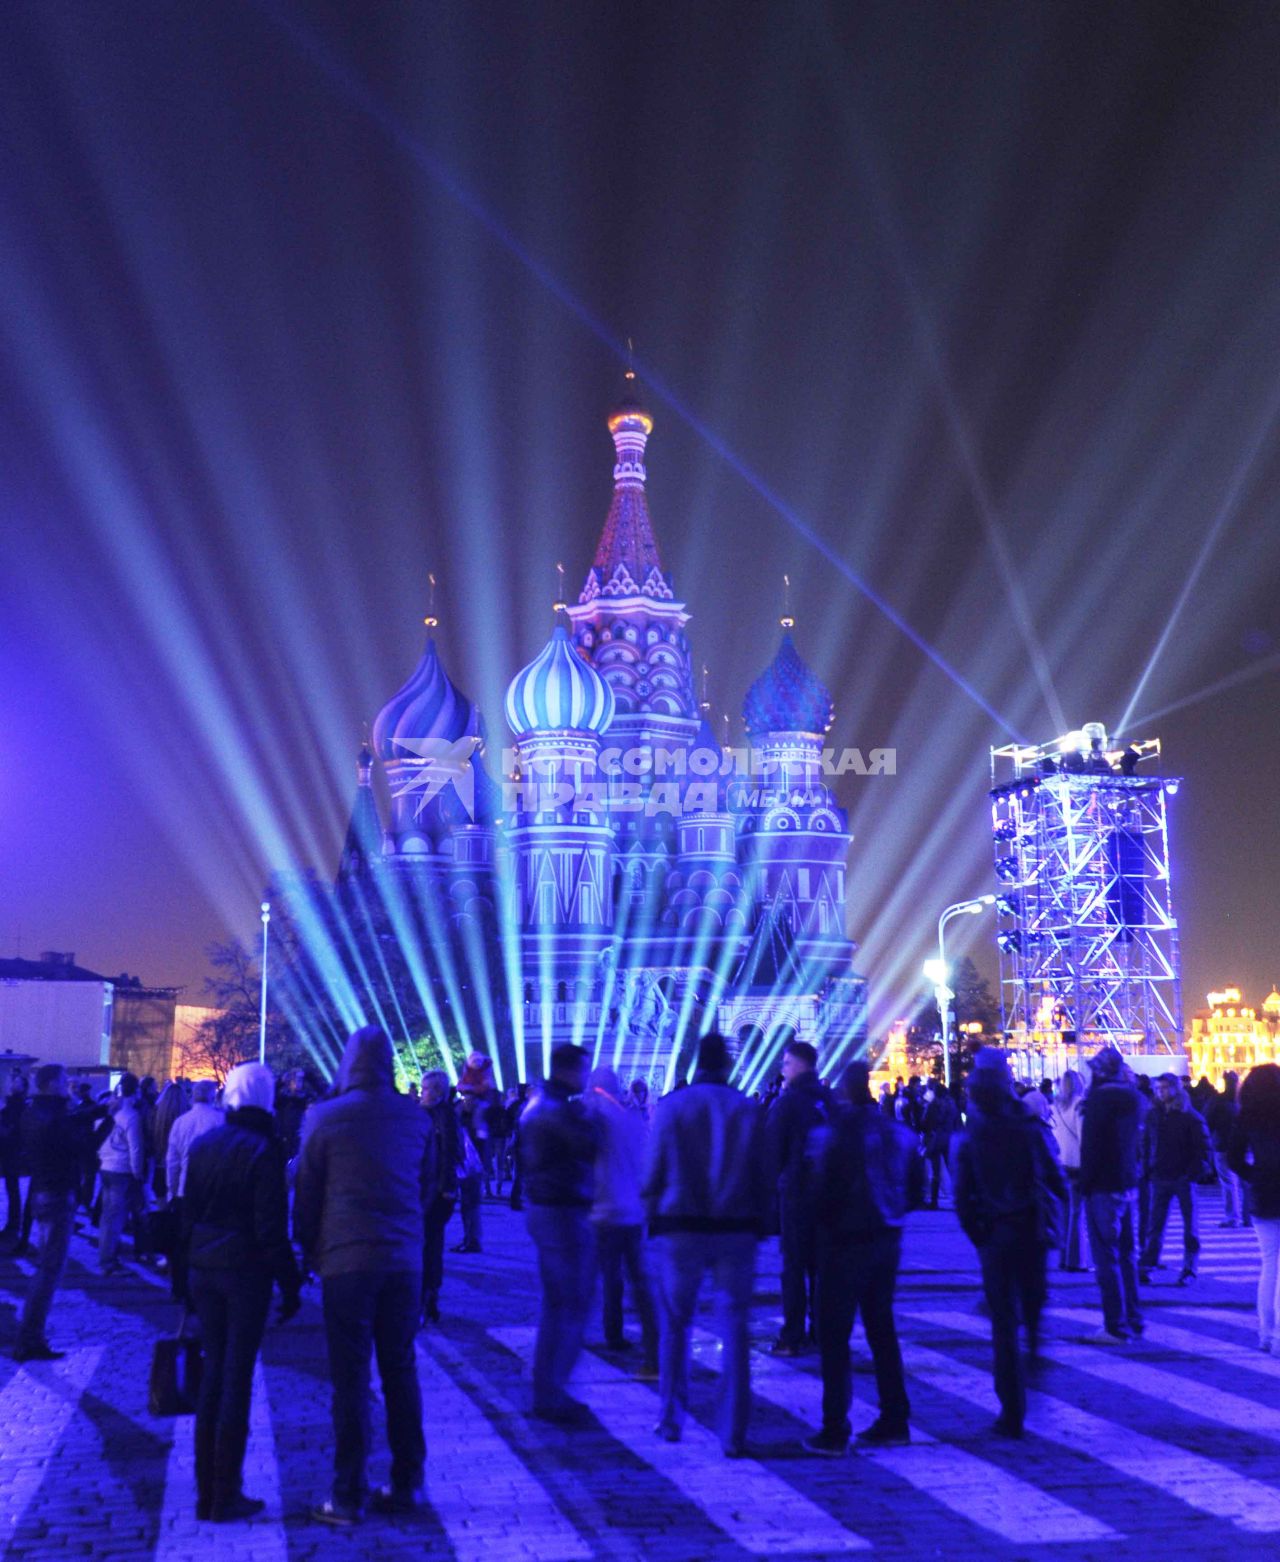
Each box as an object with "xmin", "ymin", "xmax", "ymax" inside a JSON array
[
  {"xmin": 424, "ymin": 572, "xmax": 439, "ymax": 629},
  {"xmin": 700, "ymin": 663, "xmax": 710, "ymax": 714},
  {"xmin": 553, "ymin": 561, "xmax": 567, "ymax": 615},
  {"xmin": 780, "ymin": 572, "xmax": 795, "ymax": 630}
]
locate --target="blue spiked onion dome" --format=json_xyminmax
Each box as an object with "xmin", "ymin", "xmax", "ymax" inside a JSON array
[
  {"xmin": 372, "ymin": 635, "xmax": 478, "ymax": 760},
  {"xmin": 505, "ymin": 624, "xmax": 616, "ymax": 736},
  {"xmin": 742, "ymin": 631, "xmax": 835, "ymax": 738}
]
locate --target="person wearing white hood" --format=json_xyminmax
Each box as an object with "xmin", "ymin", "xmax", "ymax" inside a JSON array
[{"xmin": 183, "ymin": 1062, "xmax": 301, "ymax": 1523}]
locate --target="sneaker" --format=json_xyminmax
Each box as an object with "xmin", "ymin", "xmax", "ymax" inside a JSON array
[
  {"xmin": 1177, "ymin": 1268, "xmax": 1196, "ymax": 1286},
  {"xmin": 369, "ymin": 1485, "xmax": 425, "ymax": 1515},
  {"xmin": 1086, "ymin": 1327, "xmax": 1131, "ymax": 1344},
  {"xmin": 855, "ymin": 1420, "xmax": 911, "ymax": 1448},
  {"xmin": 654, "ymin": 1420, "xmax": 681, "ymax": 1442},
  {"xmin": 802, "ymin": 1429, "xmax": 850, "ymax": 1458},
  {"xmin": 311, "ymin": 1499, "xmax": 362, "ymax": 1527},
  {"xmin": 768, "ymin": 1337, "xmax": 805, "ymax": 1358},
  {"xmin": 531, "ymin": 1398, "xmax": 593, "ymax": 1427},
  {"xmin": 450, "ymin": 1242, "xmax": 481, "ymax": 1254},
  {"xmin": 992, "ymin": 1416, "xmax": 1024, "ymax": 1439}
]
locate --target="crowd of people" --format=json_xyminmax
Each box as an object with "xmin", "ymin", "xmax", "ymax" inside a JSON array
[{"xmin": 2, "ymin": 1032, "xmax": 1278, "ymax": 1526}]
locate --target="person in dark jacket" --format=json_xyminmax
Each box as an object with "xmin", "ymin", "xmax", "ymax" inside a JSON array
[
  {"xmin": 1227, "ymin": 1063, "xmax": 1280, "ymax": 1353},
  {"xmin": 14, "ymin": 1065, "xmax": 94, "ymax": 1361},
  {"xmin": 419, "ymin": 1070, "xmax": 458, "ymax": 1325},
  {"xmin": 1, "ymin": 1076, "xmax": 29, "ymax": 1244},
  {"xmin": 295, "ymin": 1026, "xmax": 435, "ymax": 1524},
  {"xmin": 952, "ymin": 1048, "xmax": 1066, "ymax": 1437},
  {"xmin": 183, "ymin": 1062, "xmax": 301, "ymax": 1523},
  {"xmin": 1138, "ymin": 1074, "xmax": 1211, "ymax": 1284},
  {"xmin": 643, "ymin": 1033, "xmax": 772, "ymax": 1457},
  {"xmin": 1207, "ymin": 1072, "xmax": 1243, "ymax": 1227},
  {"xmin": 922, "ymin": 1082, "xmax": 960, "ymax": 1208},
  {"xmin": 765, "ymin": 1035, "xmax": 828, "ymax": 1355},
  {"xmin": 519, "ymin": 1043, "xmax": 598, "ymax": 1422},
  {"xmin": 803, "ymin": 1062, "xmax": 923, "ymax": 1456},
  {"xmin": 1079, "ymin": 1045, "xmax": 1145, "ymax": 1340}
]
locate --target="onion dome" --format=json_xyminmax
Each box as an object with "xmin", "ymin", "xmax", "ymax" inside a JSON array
[
  {"xmin": 373, "ymin": 636, "xmax": 477, "ymax": 761},
  {"xmin": 505, "ymin": 624, "xmax": 615, "ymax": 737},
  {"xmin": 742, "ymin": 631, "xmax": 835, "ymax": 738}
]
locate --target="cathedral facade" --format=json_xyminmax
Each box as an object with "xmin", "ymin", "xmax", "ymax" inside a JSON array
[{"xmin": 342, "ymin": 377, "xmax": 866, "ymax": 1081}]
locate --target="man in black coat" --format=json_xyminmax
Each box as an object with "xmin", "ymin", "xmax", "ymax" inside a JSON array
[
  {"xmin": 1079, "ymin": 1045, "xmax": 1146, "ymax": 1341},
  {"xmin": 14, "ymin": 1064, "xmax": 93, "ymax": 1361},
  {"xmin": 803, "ymin": 1062, "xmax": 922, "ymax": 1456},
  {"xmin": 765, "ymin": 1036, "xmax": 828, "ymax": 1355},
  {"xmin": 295, "ymin": 1027, "xmax": 436, "ymax": 1524},
  {"xmin": 1139, "ymin": 1073, "xmax": 1211, "ymax": 1284},
  {"xmin": 953, "ymin": 1048, "xmax": 1066, "ymax": 1437}
]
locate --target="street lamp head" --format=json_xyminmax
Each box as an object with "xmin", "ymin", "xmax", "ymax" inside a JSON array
[{"xmin": 976, "ymin": 894, "xmax": 996, "ymax": 907}]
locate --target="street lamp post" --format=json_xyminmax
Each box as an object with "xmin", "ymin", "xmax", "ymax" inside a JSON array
[
  {"xmin": 258, "ymin": 900, "xmax": 271, "ymax": 1066},
  {"xmin": 923, "ymin": 895, "xmax": 996, "ymax": 1091}
]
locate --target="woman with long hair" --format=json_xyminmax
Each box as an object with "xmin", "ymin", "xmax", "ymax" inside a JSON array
[
  {"xmin": 1051, "ymin": 1070, "xmax": 1087, "ymax": 1271},
  {"xmin": 150, "ymin": 1081, "xmax": 188, "ymax": 1203},
  {"xmin": 1228, "ymin": 1063, "xmax": 1280, "ymax": 1354}
]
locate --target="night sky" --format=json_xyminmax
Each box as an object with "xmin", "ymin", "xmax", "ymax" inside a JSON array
[{"xmin": 1, "ymin": 0, "xmax": 1278, "ymax": 1034}]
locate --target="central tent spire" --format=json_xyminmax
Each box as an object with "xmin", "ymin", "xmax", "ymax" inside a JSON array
[{"xmin": 578, "ymin": 369, "xmax": 673, "ymax": 604}]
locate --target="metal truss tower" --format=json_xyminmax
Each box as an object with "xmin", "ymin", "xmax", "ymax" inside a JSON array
[{"xmin": 989, "ymin": 726, "xmax": 1183, "ymax": 1075}]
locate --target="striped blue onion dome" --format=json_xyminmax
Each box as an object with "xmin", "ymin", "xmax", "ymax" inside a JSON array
[
  {"xmin": 742, "ymin": 631, "xmax": 834, "ymax": 738},
  {"xmin": 372, "ymin": 636, "xmax": 477, "ymax": 761},
  {"xmin": 505, "ymin": 624, "xmax": 615, "ymax": 737}
]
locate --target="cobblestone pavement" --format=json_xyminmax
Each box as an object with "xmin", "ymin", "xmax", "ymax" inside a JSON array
[{"xmin": 0, "ymin": 1199, "xmax": 1274, "ymax": 1562}]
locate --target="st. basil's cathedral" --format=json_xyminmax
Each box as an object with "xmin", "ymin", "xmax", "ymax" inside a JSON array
[{"xmin": 338, "ymin": 376, "xmax": 867, "ymax": 1081}]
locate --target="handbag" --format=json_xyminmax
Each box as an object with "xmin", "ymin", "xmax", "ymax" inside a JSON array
[{"xmin": 149, "ymin": 1310, "xmax": 203, "ymax": 1416}]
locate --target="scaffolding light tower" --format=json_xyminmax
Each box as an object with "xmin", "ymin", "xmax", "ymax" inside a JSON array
[{"xmin": 989, "ymin": 723, "xmax": 1182, "ymax": 1077}]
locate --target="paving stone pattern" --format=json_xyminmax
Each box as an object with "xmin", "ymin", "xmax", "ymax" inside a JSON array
[{"xmin": 0, "ymin": 1202, "xmax": 1273, "ymax": 1562}]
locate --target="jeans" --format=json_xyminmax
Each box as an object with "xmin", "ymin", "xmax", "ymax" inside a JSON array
[
  {"xmin": 816, "ymin": 1229, "xmax": 909, "ymax": 1438},
  {"xmin": 322, "ymin": 1270, "xmax": 425, "ymax": 1509},
  {"xmin": 1061, "ymin": 1168, "xmax": 1086, "ymax": 1270},
  {"xmin": 1141, "ymin": 1177, "xmax": 1199, "ymax": 1274},
  {"xmin": 99, "ymin": 1172, "xmax": 142, "ymax": 1269},
  {"xmin": 653, "ymin": 1230, "xmax": 757, "ymax": 1452},
  {"xmin": 928, "ymin": 1149, "xmax": 952, "ymax": 1207},
  {"xmin": 422, "ymin": 1196, "xmax": 454, "ymax": 1311},
  {"xmin": 1086, "ymin": 1190, "xmax": 1143, "ymax": 1336},
  {"xmin": 191, "ymin": 1268, "xmax": 272, "ymax": 1509},
  {"xmin": 526, "ymin": 1204, "xmax": 597, "ymax": 1414},
  {"xmin": 977, "ymin": 1214, "xmax": 1047, "ymax": 1431},
  {"xmin": 459, "ymin": 1174, "xmax": 482, "ymax": 1248},
  {"xmin": 1252, "ymin": 1215, "xmax": 1280, "ymax": 1350},
  {"xmin": 778, "ymin": 1198, "xmax": 817, "ymax": 1346},
  {"xmin": 1216, "ymin": 1151, "xmax": 1242, "ymax": 1224},
  {"xmin": 596, "ymin": 1222, "xmax": 658, "ymax": 1366},
  {"xmin": 17, "ymin": 1191, "xmax": 75, "ymax": 1349}
]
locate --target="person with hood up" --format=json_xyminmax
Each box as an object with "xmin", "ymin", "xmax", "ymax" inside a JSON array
[
  {"xmin": 586, "ymin": 1065, "xmax": 658, "ymax": 1376},
  {"xmin": 952, "ymin": 1047, "xmax": 1066, "ymax": 1438},
  {"xmin": 295, "ymin": 1026, "xmax": 436, "ymax": 1525},
  {"xmin": 1079, "ymin": 1045, "xmax": 1146, "ymax": 1341},
  {"xmin": 643, "ymin": 1033, "xmax": 772, "ymax": 1458},
  {"xmin": 183, "ymin": 1062, "xmax": 301, "ymax": 1523}
]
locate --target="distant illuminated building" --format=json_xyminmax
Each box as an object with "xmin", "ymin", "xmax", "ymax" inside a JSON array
[
  {"xmin": 870, "ymin": 1019, "xmax": 910, "ymax": 1092},
  {"xmin": 1187, "ymin": 986, "xmax": 1280, "ymax": 1087},
  {"xmin": 335, "ymin": 375, "xmax": 867, "ymax": 1084}
]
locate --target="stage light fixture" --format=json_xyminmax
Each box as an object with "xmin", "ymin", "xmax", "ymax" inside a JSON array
[{"xmin": 995, "ymin": 856, "xmax": 1020, "ymax": 883}]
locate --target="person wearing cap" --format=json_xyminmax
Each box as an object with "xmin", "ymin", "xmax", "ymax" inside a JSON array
[
  {"xmin": 802, "ymin": 1061, "xmax": 922, "ymax": 1457},
  {"xmin": 643, "ymin": 1033, "xmax": 772, "ymax": 1458},
  {"xmin": 1079, "ymin": 1045, "xmax": 1146, "ymax": 1341},
  {"xmin": 952, "ymin": 1047, "xmax": 1066, "ymax": 1437},
  {"xmin": 183, "ymin": 1062, "xmax": 301, "ymax": 1523},
  {"xmin": 295, "ymin": 1025, "xmax": 437, "ymax": 1524}
]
